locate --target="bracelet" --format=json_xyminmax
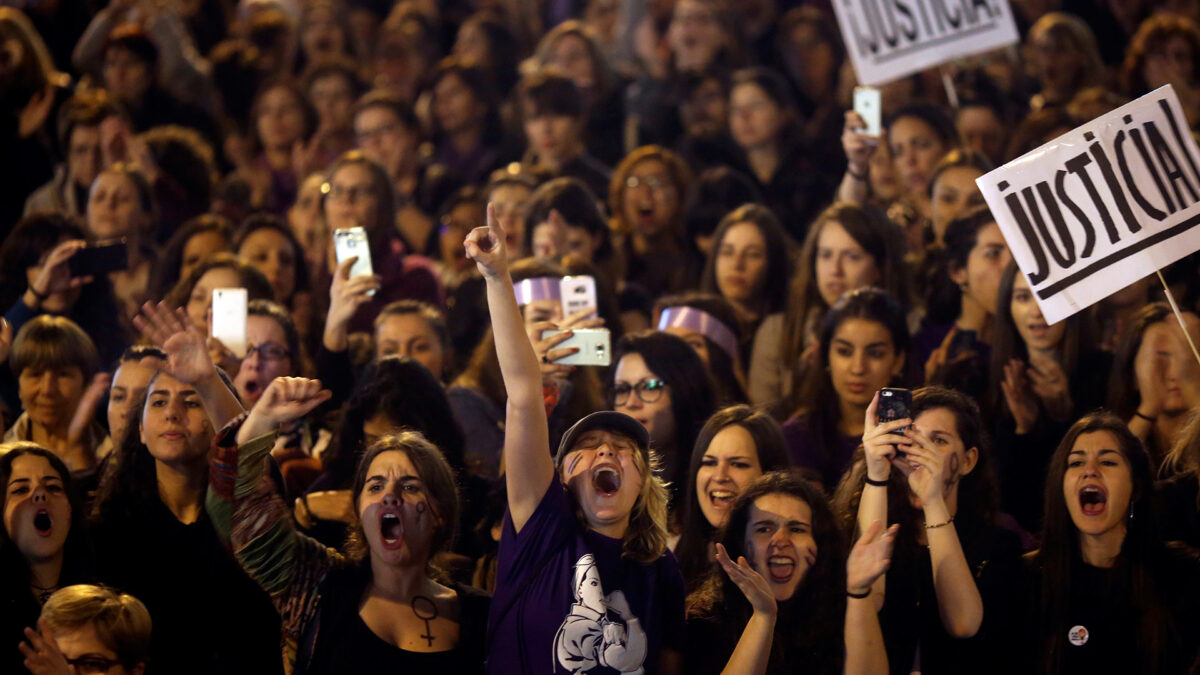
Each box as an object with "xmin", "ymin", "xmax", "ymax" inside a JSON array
[
  {"xmin": 1134, "ymin": 410, "xmax": 1158, "ymax": 423},
  {"xmin": 847, "ymin": 587, "xmax": 871, "ymax": 599},
  {"xmin": 27, "ymin": 285, "xmax": 49, "ymax": 301},
  {"xmin": 864, "ymin": 476, "xmax": 888, "ymax": 487},
  {"xmin": 924, "ymin": 516, "xmax": 954, "ymax": 529},
  {"xmin": 846, "ymin": 166, "xmax": 869, "ymax": 182}
]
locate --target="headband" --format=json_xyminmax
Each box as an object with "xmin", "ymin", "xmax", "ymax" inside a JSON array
[
  {"xmin": 657, "ymin": 306, "xmax": 739, "ymax": 361},
  {"xmin": 514, "ymin": 277, "xmax": 561, "ymax": 306}
]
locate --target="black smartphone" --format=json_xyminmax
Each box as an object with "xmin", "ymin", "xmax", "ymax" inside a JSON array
[
  {"xmin": 878, "ymin": 388, "xmax": 912, "ymax": 438},
  {"xmin": 69, "ymin": 239, "xmax": 128, "ymax": 277}
]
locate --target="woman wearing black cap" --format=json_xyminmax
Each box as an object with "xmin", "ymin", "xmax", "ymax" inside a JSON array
[{"xmin": 465, "ymin": 204, "xmax": 685, "ymax": 674}]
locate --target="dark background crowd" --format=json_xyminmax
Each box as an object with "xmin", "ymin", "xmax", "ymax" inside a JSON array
[{"xmin": 4, "ymin": 0, "xmax": 1200, "ymax": 673}]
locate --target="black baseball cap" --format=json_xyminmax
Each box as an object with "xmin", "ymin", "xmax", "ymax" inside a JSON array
[{"xmin": 555, "ymin": 411, "xmax": 650, "ymax": 466}]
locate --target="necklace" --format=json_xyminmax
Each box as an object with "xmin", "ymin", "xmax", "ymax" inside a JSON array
[{"xmin": 30, "ymin": 581, "xmax": 58, "ymax": 604}]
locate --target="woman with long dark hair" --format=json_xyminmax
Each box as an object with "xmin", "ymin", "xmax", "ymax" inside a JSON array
[
  {"xmin": 1017, "ymin": 413, "xmax": 1200, "ymax": 673},
  {"xmin": 685, "ymin": 471, "xmax": 894, "ymax": 674},
  {"xmin": 674, "ymin": 405, "xmax": 789, "ymax": 590},
  {"xmin": 700, "ymin": 203, "xmax": 792, "ymax": 363},
  {"xmin": 836, "ymin": 386, "xmax": 1023, "ymax": 674},
  {"xmin": 0, "ymin": 443, "xmax": 94, "ymax": 675},
  {"xmin": 90, "ymin": 302, "xmax": 280, "ymax": 675},
  {"xmin": 727, "ymin": 67, "xmax": 837, "ymax": 238},
  {"xmin": 751, "ymin": 201, "xmax": 908, "ymax": 411},
  {"xmin": 611, "ymin": 330, "xmax": 718, "ymax": 512},
  {"xmin": 782, "ymin": 288, "xmax": 909, "ymax": 490},
  {"xmin": 988, "ymin": 262, "xmax": 1111, "ymax": 533}
]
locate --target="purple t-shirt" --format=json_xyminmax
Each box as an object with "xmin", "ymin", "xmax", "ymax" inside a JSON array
[{"xmin": 486, "ymin": 482, "xmax": 685, "ymax": 674}]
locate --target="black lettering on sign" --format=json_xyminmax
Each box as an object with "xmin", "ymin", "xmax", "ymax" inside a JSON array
[
  {"xmin": 1065, "ymin": 152, "xmax": 1119, "ymax": 247},
  {"xmin": 1147, "ymin": 121, "xmax": 1200, "ymax": 209},
  {"xmin": 991, "ymin": 96, "xmax": 1200, "ymax": 302},
  {"xmin": 998, "ymin": 180, "xmax": 1050, "ymax": 284}
]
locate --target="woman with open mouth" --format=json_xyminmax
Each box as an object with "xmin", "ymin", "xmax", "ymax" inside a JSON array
[
  {"xmin": 836, "ymin": 386, "xmax": 1024, "ymax": 674},
  {"xmin": 467, "ymin": 204, "xmax": 684, "ymax": 674},
  {"xmin": 675, "ymin": 405, "xmax": 790, "ymax": 591},
  {"xmin": 987, "ymin": 261, "xmax": 1112, "ymax": 534},
  {"xmin": 209, "ymin": 376, "xmax": 490, "ymax": 673},
  {"xmin": 0, "ymin": 442, "xmax": 94, "ymax": 675},
  {"xmin": 685, "ymin": 471, "xmax": 896, "ymax": 674},
  {"xmin": 1015, "ymin": 412, "xmax": 1200, "ymax": 673}
]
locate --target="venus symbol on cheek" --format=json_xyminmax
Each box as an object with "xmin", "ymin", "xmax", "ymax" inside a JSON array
[
  {"xmin": 945, "ymin": 453, "xmax": 962, "ymax": 489},
  {"xmin": 415, "ymin": 500, "xmax": 426, "ymax": 525}
]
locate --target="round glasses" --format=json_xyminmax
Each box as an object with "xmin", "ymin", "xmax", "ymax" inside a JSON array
[{"xmin": 612, "ymin": 377, "xmax": 668, "ymax": 405}]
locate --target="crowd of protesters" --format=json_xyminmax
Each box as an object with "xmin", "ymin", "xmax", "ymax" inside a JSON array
[{"xmin": 4, "ymin": 0, "xmax": 1200, "ymax": 673}]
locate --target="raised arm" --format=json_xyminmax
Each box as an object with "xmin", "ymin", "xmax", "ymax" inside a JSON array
[
  {"xmin": 844, "ymin": 520, "xmax": 896, "ymax": 675},
  {"xmin": 836, "ymin": 111, "xmax": 878, "ymax": 206},
  {"xmin": 465, "ymin": 204, "xmax": 555, "ymax": 532},
  {"xmin": 713, "ymin": 543, "xmax": 777, "ymax": 675},
  {"xmin": 133, "ymin": 301, "xmax": 244, "ymax": 430},
  {"xmin": 857, "ymin": 392, "xmax": 908, "ymax": 608},
  {"xmin": 902, "ymin": 427, "xmax": 984, "ymax": 638},
  {"xmin": 207, "ymin": 377, "xmax": 336, "ymax": 669}
]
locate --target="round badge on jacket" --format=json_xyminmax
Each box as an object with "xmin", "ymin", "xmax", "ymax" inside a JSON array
[{"xmin": 1068, "ymin": 625, "xmax": 1089, "ymax": 646}]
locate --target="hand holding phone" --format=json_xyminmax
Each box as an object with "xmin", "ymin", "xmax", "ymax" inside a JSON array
[
  {"xmin": 853, "ymin": 86, "xmax": 882, "ymax": 140},
  {"xmin": 68, "ymin": 239, "xmax": 129, "ymax": 278},
  {"xmin": 541, "ymin": 328, "xmax": 611, "ymax": 366},
  {"xmin": 211, "ymin": 288, "xmax": 248, "ymax": 359},
  {"xmin": 333, "ymin": 227, "xmax": 376, "ymax": 296}
]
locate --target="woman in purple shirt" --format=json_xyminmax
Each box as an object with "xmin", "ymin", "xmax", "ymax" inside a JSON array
[{"xmin": 466, "ymin": 205, "xmax": 685, "ymax": 674}]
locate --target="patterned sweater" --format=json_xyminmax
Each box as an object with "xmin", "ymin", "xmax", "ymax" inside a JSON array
[{"xmin": 207, "ymin": 415, "xmax": 350, "ymax": 675}]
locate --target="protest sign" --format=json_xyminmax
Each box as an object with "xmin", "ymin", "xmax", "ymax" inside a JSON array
[
  {"xmin": 976, "ymin": 85, "xmax": 1200, "ymax": 325},
  {"xmin": 832, "ymin": 0, "xmax": 1019, "ymax": 86}
]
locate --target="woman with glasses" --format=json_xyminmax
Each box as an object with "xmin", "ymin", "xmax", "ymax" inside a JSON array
[
  {"xmin": 229, "ymin": 300, "xmax": 324, "ymax": 500},
  {"xmin": 611, "ymin": 331, "xmax": 718, "ymax": 515},
  {"xmin": 18, "ymin": 584, "xmax": 151, "ymax": 675},
  {"xmin": 320, "ymin": 151, "xmax": 443, "ymax": 333},
  {"xmin": 608, "ymin": 146, "xmax": 698, "ymax": 299}
]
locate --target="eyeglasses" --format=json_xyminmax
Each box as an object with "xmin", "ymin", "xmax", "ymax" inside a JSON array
[
  {"xmin": 612, "ymin": 378, "xmax": 668, "ymax": 405},
  {"xmin": 625, "ymin": 175, "xmax": 671, "ymax": 191},
  {"xmin": 67, "ymin": 656, "xmax": 124, "ymax": 674},
  {"xmin": 245, "ymin": 342, "xmax": 290, "ymax": 362}
]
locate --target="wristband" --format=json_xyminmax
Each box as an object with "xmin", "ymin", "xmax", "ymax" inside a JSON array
[
  {"xmin": 28, "ymin": 285, "xmax": 49, "ymax": 301},
  {"xmin": 1134, "ymin": 410, "xmax": 1158, "ymax": 423},
  {"xmin": 846, "ymin": 166, "xmax": 869, "ymax": 182},
  {"xmin": 847, "ymin": 587, "xmax": 871, "ymax": 599},
  {"xmin": 864, "ymin": 476, "xmax": 888, "ymax": 487},
  {"xmin": 924, "ymin": 516, "xmax": 954, "ymax": 529}
]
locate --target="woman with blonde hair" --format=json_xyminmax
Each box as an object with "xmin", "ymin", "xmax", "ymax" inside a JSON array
[
  {"xmin": 467, "ymin": 205, "xmax": 684, "ymax": 674},
  {"xmin": 19, "ymin": 584, "xmax": 151, "ymax": 675}
]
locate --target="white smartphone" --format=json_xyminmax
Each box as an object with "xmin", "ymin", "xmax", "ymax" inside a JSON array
[
  {"xmin": 542, "ymin": 328, "xmax": 611, "ymax": 366},
  {"xmin": 333, "ymin": 226, "xmax": 376, "ymax": 296},
  {"xmin": 211, "ymin": 288, "xmax": 247, "ymax": 358},
  {"xmin": 561, "ymin": 275, "xmax": 598, "ymax": 319},
  {"xmin": 853, "ymin": 86, "xmax": 882, "ymax": 139}
]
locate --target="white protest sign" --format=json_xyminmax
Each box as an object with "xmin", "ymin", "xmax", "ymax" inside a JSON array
[
  {"xmin": 832, "ymin": 0, "xmax": 1019, "ymax": 86},
  {"xmin": 976, "ymin": 85, "xmax": 1200, "ymax": 325}
]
